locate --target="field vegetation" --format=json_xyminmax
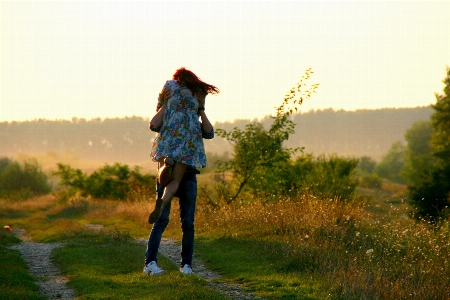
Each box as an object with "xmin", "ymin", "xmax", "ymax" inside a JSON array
[
  {"xmin": 1, "ymin": 68, "xmax": 449, "ymax": 299},
  {"xmin": 1, "ymin": 171, "xmax": 449, "ymax": 299}
]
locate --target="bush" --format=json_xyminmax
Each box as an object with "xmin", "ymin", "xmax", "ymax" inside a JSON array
[
  {"xmin": 0, "ymin": 157, "xmax": 51, "ymax": 199},
  {"xmin": 408, "ymin": 166, "xmax": 450, "ymax": 221},
  {"xmin": 359, "ymin": 173, "xmax": 382, "ymax": 188},
  {"xmin": 53, "ymin": 162, "xmax": 155, "ymax": 201},
  {"xmin": 291, "ymin": 154, "xmax": 359, "ymax": 200},
  {"xmin": 234, "ymin": 153, "xmax": 359, "ymax": 202},
  {"xmin": 356, "ymin": 156, "xmax": 377, "ymax": 174},
  {"xmin": 375, "ymin": 141, "xmax": 407, "ymax": 184},
  {"xmin": 215, "ymin": 68, "xmax": 319, "ymax": 202},
  {"xmin": 243, "ymin": 157, "xmax": 298, "ymax": 199}
]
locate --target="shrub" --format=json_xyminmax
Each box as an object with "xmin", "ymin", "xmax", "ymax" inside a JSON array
[
  {"xmin": 207, "ymin": 153, "xmax": 360, "ymax": 203},
  {"xmin": 408, "ymin": 166, "xmax": 450, "ymax": 221},
  {"xmin": 359, "ymin": 173, "xmax": 382, "ymax": 188},
  {"xmin": 0, "ymin": 157, "xmax": 51, "ymax": 199},
  {"xmin": 375, "ymin": 141, "xmax": 407, "ymax": 184},
  {"xmin": 291, "ymin": 154, "xmax": 359, "ymax": 201},
  {"xmin": 53, "ymin": 162, "xmax": 155, "ymax": 201},
  {"xmin": 216, "ymin": 69, "xmax": 319, "ymax": 202},
  {"xmin": 356, "ymin": 156, "xmax": 377, "ymax": 174}
]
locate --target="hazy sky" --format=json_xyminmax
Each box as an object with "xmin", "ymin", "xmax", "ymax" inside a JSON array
[{"xmin": 1, "ymin": 1, "xmax": 449, "ymax": 123}]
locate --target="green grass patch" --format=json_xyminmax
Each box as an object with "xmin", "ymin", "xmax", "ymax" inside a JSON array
[
  {"xmin": 195, "ymin": 236, "xmax": 330, "ymax": 300},
  {"xmin": 52, "ymin": 229, "xmax": 229, "ymax": 300},
  {"xmin": 0, "ymin": 230, "xmax": 46, "ymax": 300},
  {"xmin": 3, "ymin": 181, "xmax": 449, "ymax": 299}
]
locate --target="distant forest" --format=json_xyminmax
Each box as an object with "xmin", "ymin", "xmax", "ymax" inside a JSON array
[{"xmin": 0, "ymin": 107, "xmax": 433, "ymax": 164}]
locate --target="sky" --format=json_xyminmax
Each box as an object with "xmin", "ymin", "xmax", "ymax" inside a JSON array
[{"xmin": 1, "ymin": 1, "xmax": 450, "ymax": 124}]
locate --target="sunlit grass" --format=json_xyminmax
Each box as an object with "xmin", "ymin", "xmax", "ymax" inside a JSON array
[
  {"xmin": 2, "ymin": 172, "xmax": 449, "ymax": 299},
  {"xmin": 194, "ymin": 190, "xmax": 450, "ymax": 299},
  {"xmin": 52, "ymin": 229, "xmax": 228, "ymax": 300},
  {"xmin": 194, "ymin": 236, "xmax": 331, "ymax": 299},
  {"xmin": 0, "ymin": 194, "xmax": 57, "ymax": 216}
]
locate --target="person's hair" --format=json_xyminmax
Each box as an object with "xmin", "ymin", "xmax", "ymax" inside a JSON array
[{"xmin": 173, "ymin": 67, "xmax": 220, "ymax": 96}]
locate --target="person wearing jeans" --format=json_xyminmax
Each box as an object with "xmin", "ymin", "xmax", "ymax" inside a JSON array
[
  {"xmin": 145, "ymin": 67, "xmax": 217, "ymax": 275},
  {"xmin": 144, "ymin": 168, "xmax": 198, "ymax": 275},
  {"xmin": 143, "ymin": 123, "xmax": 214, "ymax": 275}
]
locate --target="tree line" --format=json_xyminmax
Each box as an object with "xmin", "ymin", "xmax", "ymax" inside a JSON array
[
  {"xmin": 0, "ymin": 107, "xmax": 433, "ymax": 164},
  {"xmin": 1, "ymin": 67, "xmax": 449, "ymax": 222}
]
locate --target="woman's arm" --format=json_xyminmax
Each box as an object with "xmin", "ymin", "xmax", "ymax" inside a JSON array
[
  {"xmin": 150, "ymin": 103, "xmax": 166, "ymax": 128},
  {"xmin": 199, "ymin": 110, "xmax": 213, "ymax": 133},
  {"xmin": 197, "ymin": 93, "xmax": 213, "ymax": 133},
  {"xmin": 150, "ymin": 86, "xmax": 170, "ymax": 128}
]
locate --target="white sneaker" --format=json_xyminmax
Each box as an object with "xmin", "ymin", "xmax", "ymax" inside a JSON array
[
  {"xmin": 143, "ymin": 261, "xmax": 165, "ymax": 276},
  {"xmin": 180, "ymin": 264, "xmax": 193, "ymax": 275}
]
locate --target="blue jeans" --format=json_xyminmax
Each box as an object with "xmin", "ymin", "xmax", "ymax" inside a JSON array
[{"xmin": 145, "ymin": 172, "xmax": 197, "ymax": 267}]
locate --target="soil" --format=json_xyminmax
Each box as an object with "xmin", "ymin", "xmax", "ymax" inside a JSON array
[
  {"xmin": 9, "ymin": 229, "xmax": 75, "ymax": 300},
  {"xmin": 10, "ymin": 225, "xmax": 263, "ymax": 300},
  {"xmin": 137, "ymin": 237, "xmax": 263, "ymax": 300}
]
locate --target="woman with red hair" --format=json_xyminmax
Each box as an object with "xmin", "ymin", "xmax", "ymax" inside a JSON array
[{"xmin": 144, "ymin": 68, "xmax": 219, "ymax": 275}]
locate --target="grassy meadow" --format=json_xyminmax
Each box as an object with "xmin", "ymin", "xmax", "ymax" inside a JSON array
[{"xmin": 1, "ymin": 169, "xmax": 449, "ymax": 299}]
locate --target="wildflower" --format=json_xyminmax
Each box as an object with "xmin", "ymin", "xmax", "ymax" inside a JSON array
[
  {"xmin": 356, "ymin": 232, "xmax": 360, "ymax": 237},
  {"xmin": 366, "ymin": 249, "xmax": 374, "ymax": 254}
]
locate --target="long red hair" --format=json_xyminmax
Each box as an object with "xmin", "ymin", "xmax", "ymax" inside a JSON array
[{"xmin": 173, "ymin": 68, "xmax": 220, "ymax": 96}]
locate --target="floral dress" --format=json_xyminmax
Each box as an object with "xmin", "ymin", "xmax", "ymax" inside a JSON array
[{"xmin": 150, "ymin": 80, "xmax": 208, "ymax": 168}]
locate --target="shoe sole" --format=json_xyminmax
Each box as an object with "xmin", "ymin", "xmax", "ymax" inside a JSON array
[
  {"xmin": 145, "ymin": 270, "xmax": 165, "ymax": 276},
  {"xmin": 180, "ymin": 271, "xmax": 193, "ymax": 275},
  {"xmin": 180, "ymin": 265, "xmax": 193, "ymax": 275},
  {"xmin": 148, "ymin": 198, "xmax": 164, "ymax": 224}
]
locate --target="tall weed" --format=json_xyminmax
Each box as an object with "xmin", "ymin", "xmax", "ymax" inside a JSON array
[{"xmin": 195, "ymin": 194, "xmax": 450, "ymax": 299}]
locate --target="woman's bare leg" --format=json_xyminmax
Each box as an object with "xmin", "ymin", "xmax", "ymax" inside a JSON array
[
  {"xmin": 160, "ymin": 161, "xmax": 187, "ymax": 205},
  {"xmin": 149, "ymin": 160, "xmax": 187, "ymax": 224}
]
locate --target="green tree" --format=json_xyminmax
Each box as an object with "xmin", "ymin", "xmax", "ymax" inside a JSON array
[
  {"xmin": 431, "ymin": 67, "xmax": 450, "ymax": 162},
  {"xmin": 375, "ymin": 141, "xmax": 407, "ymax": 184},
  {"xmin": 408, "ymin": 67, "xmax": 450, "ymax": 220},
  {"xmin": 408, "ymin": 168, "xmax": 449, "ymax": 221},
  {"xmin": 0, "ymin": 158, "xmax": 51, "ymax": 198},
  {"xmin": 402, "ymin": 121, "xmax": 434, "ymax": 184},
  {"xmin": 0, "ymin": 157, "xmax": 13, "ymax": 172},
  {"xmin": 356, "ymin": 156, "xmax": 377, "ymax": 174},
  {"xmin": 216, "ymin": 69, "xmax": 319, "ymax": 202}
]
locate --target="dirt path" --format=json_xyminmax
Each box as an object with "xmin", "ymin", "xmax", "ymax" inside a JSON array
[
  {"xmin": 10, "ymin": 225, "xmax": 262, "ymax": 300},
  {"xmin": 137, "ymin": 237, "xmax": 263, "ymax": 300},
  {"xmin": 9, "ymin": 229, "xmax": 75, "ymax": 300}
]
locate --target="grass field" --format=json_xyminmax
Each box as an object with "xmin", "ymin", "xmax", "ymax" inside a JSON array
[{"xmin": 1, "ymin": 175, "xmax": 449, "ymax": 299}]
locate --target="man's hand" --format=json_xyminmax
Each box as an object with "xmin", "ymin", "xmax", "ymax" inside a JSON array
[
  {"xmin": 159, "ymin": 87, "xmax": 171, "ymax": 105},
  {"xmin": 198, "ymin": 93, "xmax": 206, "ymax": 109}
]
